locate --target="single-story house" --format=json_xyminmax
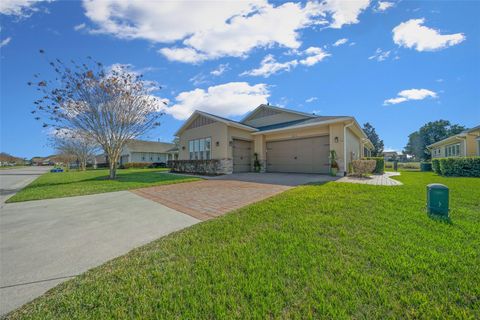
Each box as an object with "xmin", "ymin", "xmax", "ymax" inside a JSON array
[
  {"xmin": 174, "ymin": 104, "xmax": 373, "ymax": 175},
  {"xmin": 383, "ymin": 151, "xmax": 398, "ymax": 161},
  {"xmin": 428, "ymin": 125, "xmax": 480, "ymax": 158},
  {"xmin": 119, "ymin": 140, "xmax": 177, "ymax": 165}
]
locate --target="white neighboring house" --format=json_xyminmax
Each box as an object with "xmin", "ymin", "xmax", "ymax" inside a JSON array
[{"xmin": 119, "ymin": 139, "xmax": 177, "ymax": 165}]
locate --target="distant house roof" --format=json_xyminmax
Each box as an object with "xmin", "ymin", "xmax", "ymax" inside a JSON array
[
  {"xmin": 124, "ymin": 140, "xmax": 175, "ymax": 153},
  {"xmin": 166, "ymin": 146, "xmax": 179, "ymax": 152},
  {"xmin": 427, "ymin": 125, "xmax": 480, "ymax": 148}
]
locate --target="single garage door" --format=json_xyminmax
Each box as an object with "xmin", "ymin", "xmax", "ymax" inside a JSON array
[
  {"xmin": 233, "ymin": 139, "xmax": 253, "ymax": 172},
  {"xmin": 266, "ymin": 136, "xmax": 330, "ymax": 173}
]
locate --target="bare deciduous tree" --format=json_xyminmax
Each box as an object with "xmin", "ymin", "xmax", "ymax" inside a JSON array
[
  {"xmin": 50, "ymin": 131, "xmax": 98, "ymax": 171},
  {"xmin": 30, "ymin": 51, "xmax": 164, "ymax": 179}
]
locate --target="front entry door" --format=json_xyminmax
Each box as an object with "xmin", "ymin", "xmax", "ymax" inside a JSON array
[{"xmin": 232, "ymin": 139, "xmax": 252, "ymax": 173}]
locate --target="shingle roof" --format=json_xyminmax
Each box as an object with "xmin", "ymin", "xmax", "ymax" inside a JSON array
[
  {"xmin": 125, "ymin": 140, "xmax": 175, "ymax": 153},
  {"xmin": 427, "ymin": 124, "xmax": 480, "ymax": 147},
  {"xmin": 255, "ymin": 116, "xmax": 348, "ymax": 131}
]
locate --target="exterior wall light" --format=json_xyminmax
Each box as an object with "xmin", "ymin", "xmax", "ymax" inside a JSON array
[
  {"xmin": 182, "ymin": 146, "xmax": 185, "ymax": 150},
  {"xmin": 216, "ymin": 141, "xmax": 220, "ymax": 147},
  {"xmin": 334, "ymin": 137, "xmax": 339, "ymax": 143}
]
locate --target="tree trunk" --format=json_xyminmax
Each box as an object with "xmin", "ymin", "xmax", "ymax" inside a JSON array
[{"xmin": 109, "ymin": 160, "xmax": 117, "ymax": 179}]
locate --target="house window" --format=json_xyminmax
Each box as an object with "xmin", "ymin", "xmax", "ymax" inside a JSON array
[
  {"xmin": 142, "ymin": 153, "xmax": 146, "ymax": 161},
  {"xmin": 189, "ymin": 137, "xmax": 211, "ymax": 160},
  {"xmin": 189, "ymin": 141, "xmax": 194, "ymax": 160},
  {"xmin": 445, "ymin": 143, "xmax": 460, "ymax": 157}
]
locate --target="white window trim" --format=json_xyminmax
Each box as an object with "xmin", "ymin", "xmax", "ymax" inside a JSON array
[{"xmin": 188, "ymin": 137, "xmax": 212, "ymax": 160}]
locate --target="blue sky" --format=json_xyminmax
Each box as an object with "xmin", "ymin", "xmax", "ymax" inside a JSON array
[{"xmin": 1, "ymin": 0, "xmax": 479, "ymax": 158}]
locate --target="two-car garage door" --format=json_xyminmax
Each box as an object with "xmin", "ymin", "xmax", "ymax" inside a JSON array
[{"xmin": 266, "ymin": 136, "xmax": 330, "ymax": 174}]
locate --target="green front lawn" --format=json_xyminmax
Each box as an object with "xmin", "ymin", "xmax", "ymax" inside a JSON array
[
  {"xmin": 7, "ymin": 168, "xmax": 200, "ymax": 203},
  {"xmin": 8, "ymin": 172, "xmax": 480, "ymax": 319}
]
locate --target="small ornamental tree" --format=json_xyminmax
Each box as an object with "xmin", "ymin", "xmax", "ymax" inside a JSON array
[
  {"xmin": 29, "ymin": 51, "xmax": 164, "ymax": 179},
  {"xmin": 50, "ymin": 130, "xmax": 99, "ymax": 171}
]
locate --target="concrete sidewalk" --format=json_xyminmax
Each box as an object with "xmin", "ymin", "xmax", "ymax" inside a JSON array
[{"xmin": 0, "ymin": 191, "xmax": 199, "ymax": 315}]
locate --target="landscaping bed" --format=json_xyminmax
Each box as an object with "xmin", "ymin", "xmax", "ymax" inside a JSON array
[
  {"xmin": 7, "ymin": 172, "xmax": 480, "ymax": 319},
  {"xmin": 6, "ymin": 168, "xmax": 200, "ymax": 203}
]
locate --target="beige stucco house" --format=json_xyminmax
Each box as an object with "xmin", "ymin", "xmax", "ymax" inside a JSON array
[
  {"xmin": 174, "ymin": 104, "xmax": 373, "ymax": 175},
  {"xmin": 428, "ymin": 125, "xmax": 480, "ymax": 158}
]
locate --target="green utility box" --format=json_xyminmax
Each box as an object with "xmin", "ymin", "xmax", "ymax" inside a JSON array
[
  {"xmin": 426, "ymin": 183, "xmax": 449, "ymax": 217},
  {"xmin": 421, "ymin": 162, "xmax": 432, "ymax": 172}
]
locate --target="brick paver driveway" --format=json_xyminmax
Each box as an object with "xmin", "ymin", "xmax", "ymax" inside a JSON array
[{"xmin": 132, "ymin": 173, "xmax": 335, "ymax": 220}]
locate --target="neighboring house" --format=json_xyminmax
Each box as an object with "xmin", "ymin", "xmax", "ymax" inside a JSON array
[
  {"xmin": 383, "ymin": 151, "xmax": 398, "ymax": 161},
  {"xmin": 175, "ymin": 104, "xmax": 373, "ymax": 175},
  {"xmin": 428, "ymin": 125, "xmax": 480, "ymax": 158},
  {"xmin": 119, "ymin": 139, "xmax": 176, "ymax": 165},
  {"xmin": 31, "ymin": 156, "xmax": 55, "ymax": 166}
]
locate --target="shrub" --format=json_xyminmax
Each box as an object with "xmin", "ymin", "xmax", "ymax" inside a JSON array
[
  {"xmin": 148, "ymin": 162, "xmax": 166, "ymax": 168},
  {"xmin": 401, "ymin": 162, "xmax": 420, "ymax": 170},
  {"xmin": 432, "ymin": 159, "xmax": 441, "ymax": 174},
  {"xmin": 363, "ymin": 157, "xmax": 385, "ymax": 174},
  {"xmin": 122, "ymin": 162, "xmax": 152, "ymax": 169},
  {"xmin": 438, "ymin": 157, "xmax": 480, "ymax": 177},
  {"xmin": 351, "ymin": 160, "xmax": 376, "ymax": 177}
]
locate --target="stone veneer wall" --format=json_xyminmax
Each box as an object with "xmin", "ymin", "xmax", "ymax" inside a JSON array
[{"xmin": 168, "ymin": 159, "xmax": 233, "ymax": 175}]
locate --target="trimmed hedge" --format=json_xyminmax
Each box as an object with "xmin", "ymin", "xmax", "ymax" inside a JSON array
[
  {"xmin": 362, "ymin": 157, "xmax": 385, "ymax": 174},
  {"xmin": 121, "ymin": 162, "xmax": 152, "ymax": 169},
  {"xmin": 434, "ymin": 157, "xmax": 480, "ymax": 177},
  {"xmin": 432, "ymin": 159, "xmax": 441, "ymax": 174}
]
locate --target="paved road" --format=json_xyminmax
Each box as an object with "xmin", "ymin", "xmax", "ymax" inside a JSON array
[
  {"xmin": 0, "ymin": 166, "xmax": 51, "ymax": 203},
  {"xmin": 0, "ymin": 191, "xmax": 199, "ymax": 315}
]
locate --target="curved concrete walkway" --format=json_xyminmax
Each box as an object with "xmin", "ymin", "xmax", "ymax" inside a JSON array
[
  {"xmin": 335, "ymin": 172, "xmax": 402, "ymax": 186},
  {"xmin": 0, "ymin": 191, "xmax": 199, "ymax": 315}
]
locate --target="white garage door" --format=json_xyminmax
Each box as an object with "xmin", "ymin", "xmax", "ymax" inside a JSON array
[{"xmin": 266, "ymin": 136, "xmax": 330, "ymax": 173}]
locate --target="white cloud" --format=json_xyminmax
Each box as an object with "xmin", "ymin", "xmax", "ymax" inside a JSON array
[
  {"xmin": 189, "ymin": 73, "xmax": 209, "ymax": 87},
  {"xmin": 74, "ymin": 23, "xmax": 86, "ymax": 31},
  {"xmin": 333, "ymin": 38, "xmax": 348, "ymax": 47},
  {"xmin": 376, "ymin": 1, "xmax": 394, "ymax": 12},
  {"xmin": 368, "ymin": 48, "xmax": 391, "ymax": 61},
  {"xmin": 241, "ymin": 47, "xmax": 329, "ymax": 77},
  {"xmin": 210, "ymin": 63, "xmax": 229, "ymax": 76},
  {"xmin": 322, "ymin": 0, "xmax": 371, "ymax": 29},
  {"xmin": 81, "ymin": 0, "xmax": 371, "ymax": 63},
  {"xmin": 393, "ymin": 18, "xmax": 465, "ymax": 52},
  {"xmin": 164, "ymin": 82, "xmax": 269, "ymax": 120},
  {"xmin": 0, "ymin": 37, "xmax": 12, "ymax": 47},
  {"xmin": 299, "ymin": 46, "xmax": 330, "ymax": 66},
  {"xmin": 159, "ymin": 47, "xmax": 209, "ymax": 64},
  {"xmin": 242, "ymin": 54, "xmax": 298, "ymax": 77},
  {"xmin": 0, "ymin": 0, "xmax": 53, "ymax": 17},
  {"xmin": 306, "ymin": 97, "xmax": 317, "ymax": 103},
  {"xmin": 384, "ymin": 88, "xmax": 437, "ymax": 105}
]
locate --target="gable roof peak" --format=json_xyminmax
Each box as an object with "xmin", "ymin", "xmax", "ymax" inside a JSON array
[{"xmin": 241, "ymin": 104, "xmax": 317, "ymax": 123}]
